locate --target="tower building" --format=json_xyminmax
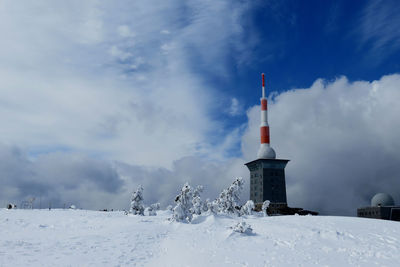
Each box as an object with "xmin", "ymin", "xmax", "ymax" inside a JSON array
[{"xmin": 245, "ymin": 74, "xmax": 289, "ymax": 207}]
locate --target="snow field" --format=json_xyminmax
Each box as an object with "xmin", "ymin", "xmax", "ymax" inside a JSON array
[{"xmin": 1, "ymin": 209, "xmax": 399, "ymax": 266}]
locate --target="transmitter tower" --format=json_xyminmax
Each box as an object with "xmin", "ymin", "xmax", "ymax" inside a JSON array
[{"xmin": 245, "ymin": 74, "xmax": 289, "ymax": 206}]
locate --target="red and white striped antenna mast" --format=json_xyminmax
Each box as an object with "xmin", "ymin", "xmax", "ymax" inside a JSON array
[{"xmin": 257, "ymin": 73, "xmax": 276, "ymax": 159}]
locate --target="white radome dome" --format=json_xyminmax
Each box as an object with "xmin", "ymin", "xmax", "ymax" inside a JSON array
[
  {"xmin": 371, "ymin": 193, "xmax": 395, "ymax": 207},
  {"xmin": 257, "ymin": 144, "xmax": 276, "ymax": 159}
]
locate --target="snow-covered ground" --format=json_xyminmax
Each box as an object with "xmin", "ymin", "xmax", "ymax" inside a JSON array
[{"xmin": 1, "ymin": 209, "xmax": 399, "ymax": 266}]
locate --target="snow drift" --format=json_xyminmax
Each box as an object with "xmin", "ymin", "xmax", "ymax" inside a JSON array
[{"xmin": 1, "ymin": 209, "xmax": 399, "ymax": 266}]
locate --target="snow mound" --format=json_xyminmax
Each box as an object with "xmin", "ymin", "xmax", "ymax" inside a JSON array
[
  {"xmin": 1, "ymin": 209, "xmax": 400, "ymax": 266},
  {"xmin": 231, "ymin": 221, "xmax": 253, "ymax": 235}
]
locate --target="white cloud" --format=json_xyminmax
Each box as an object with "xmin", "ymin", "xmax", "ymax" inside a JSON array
[
  {"xmin": 356, "ymin": 0, "xmax": 400, "ymax": 59},
  {"xmin": 2, "ymin": 74, "xmax": 400, "ymax": 215},
  {"xmin": 0, "ymin": 0, "xmax": 252, "ymax": 168},
  {"xmin": 109, "ymin": 46, "xmax": 132, "ymax": 60},
  {"xmin": 160, "ymin": 43, "xmax": 175, "ymax": 54},
  {"xmin": 117, "ymin": 25, "xmax": 135, "ymax": 38},
  {"xmin": 0, "ymin": 0, "xmax": 256, "ymax": 210},
  {"xmin": 242, "ymin": 74, "xmax": 400, "ymax": 215},
  {"xmin": 228, "ymin": 97, "xmax": 241, "ymax": 116}
]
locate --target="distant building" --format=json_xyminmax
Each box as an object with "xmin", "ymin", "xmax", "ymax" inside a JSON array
[{"xmin": 357, "ymin": 193, "xmax": 400, "ymax": 221}]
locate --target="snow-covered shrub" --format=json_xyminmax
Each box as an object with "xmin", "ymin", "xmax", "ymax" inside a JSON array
[
  {"xmin": 214, "ymin": 177, "xmax": 244, "ymax": 215},
  {"xmin": 262, "ymin": 200, "xmax": 270, "ymax": 217},
  {"xmin": 172, "ymin": 183, "xmax": 194, "ymax": 222},
  {"xmin": 148, "ymin": 203, "xmax": 160, "ymax": 216},
  {"xmin": 241, "ymin": 200, "xmax": 255, "ymax": 215},
  {"xmin": 130, "ymin": 185, "xmax": 145, "ymax": 215},
  {"xmin": 166, "ymin": 205, "xmax": 173, "ymax": 211},
  {"xmin": 231, "ymin": 221, "xmax": 253, "ymax": 235}
]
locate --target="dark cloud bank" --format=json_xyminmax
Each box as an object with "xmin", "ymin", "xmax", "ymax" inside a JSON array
[
  {"xmin": 0, "ymin": 146, "xmax": 246, "ymax": 211},
  {"xmin": 2, "ymin": 74, "xmax": 400, "ymax": 216}
]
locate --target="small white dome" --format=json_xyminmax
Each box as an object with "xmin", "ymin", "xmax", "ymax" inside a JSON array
[
  {"xmin": 257, "ymin": 144, "xmax": 276, "ymax": 159},
  {"xmin": 371, "ymin": 193, "xmax": 395, "ymax": 207}
]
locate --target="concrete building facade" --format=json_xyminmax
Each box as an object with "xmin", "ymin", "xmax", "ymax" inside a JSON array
[
  {"xmin": 357, "ymin": 206, "xmax": 400, "ymax": 221},
  {"xmin": 246, "ymin": 158, "xmax": 289, "ymax": 205}
]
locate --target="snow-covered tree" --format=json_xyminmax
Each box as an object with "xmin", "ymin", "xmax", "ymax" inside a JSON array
[
  {"xmin": 241, "ymin": 200, "xmax": 255, "ymax": 215},
  {"xmin": 231, "ymin": 221, "xmax": 253, "ymax": 235},
  {"xmin": 172, "ymin": 183, "xmax": 194, "ymax": 222},
  {"xmin": 193, "ymin": 185, "xmax": 203, "ymax": 197},
  {"xmin": 148, "ymin": 203, "xmax": 160, "ymax": 216},
  {"xmin": 262, "ymin": 200, "xmax": 270, "ymax": 217},
  {"xmin": 192, "ymin": 185, "xmax": 203, "ymax": 215},
  {"xmin": 214, "ymin": 177, "xmax": 244, "ymax": 215},
  {"xmin": 202, "ymin": 198, "xmax": 210, "ymax": 213},
  {"xmin": 130, "ymin": 185, "xmax": 144, "ymax": 215},
  {"xmin": 192, "ymin": 196, "xmax": 202, "ymax": 215},
  {"xmin": 206, "ymin": 199, "xmax": 219, "ymax": 214}
]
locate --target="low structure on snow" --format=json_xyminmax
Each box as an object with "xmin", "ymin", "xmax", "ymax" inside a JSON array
[
  {"xmin": 357, "ymin": 193, "xmax": 400, "ymax": 221},
  {"xmin": 7, "ymin": 203, "xmax": 17, "ymax": 209},
  {"xmin": 254, "ymin": 202, "xmax": 318, "ymax": 216}
]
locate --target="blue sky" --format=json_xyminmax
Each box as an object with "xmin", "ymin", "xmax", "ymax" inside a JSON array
[
  {"xmin": 215, "ymin": 0, "xmax": 400, "ymax": 123},
  {"xmin": 201, "ymin": 0, "xmax": 400, "ymax": 153},
  {"xmin": 0, "ymin": 0, "xmax": 400, "ymax": 214},
  {"xmin": 239, "ymin": 0, "xmax": 400, "ymax": 90}
]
